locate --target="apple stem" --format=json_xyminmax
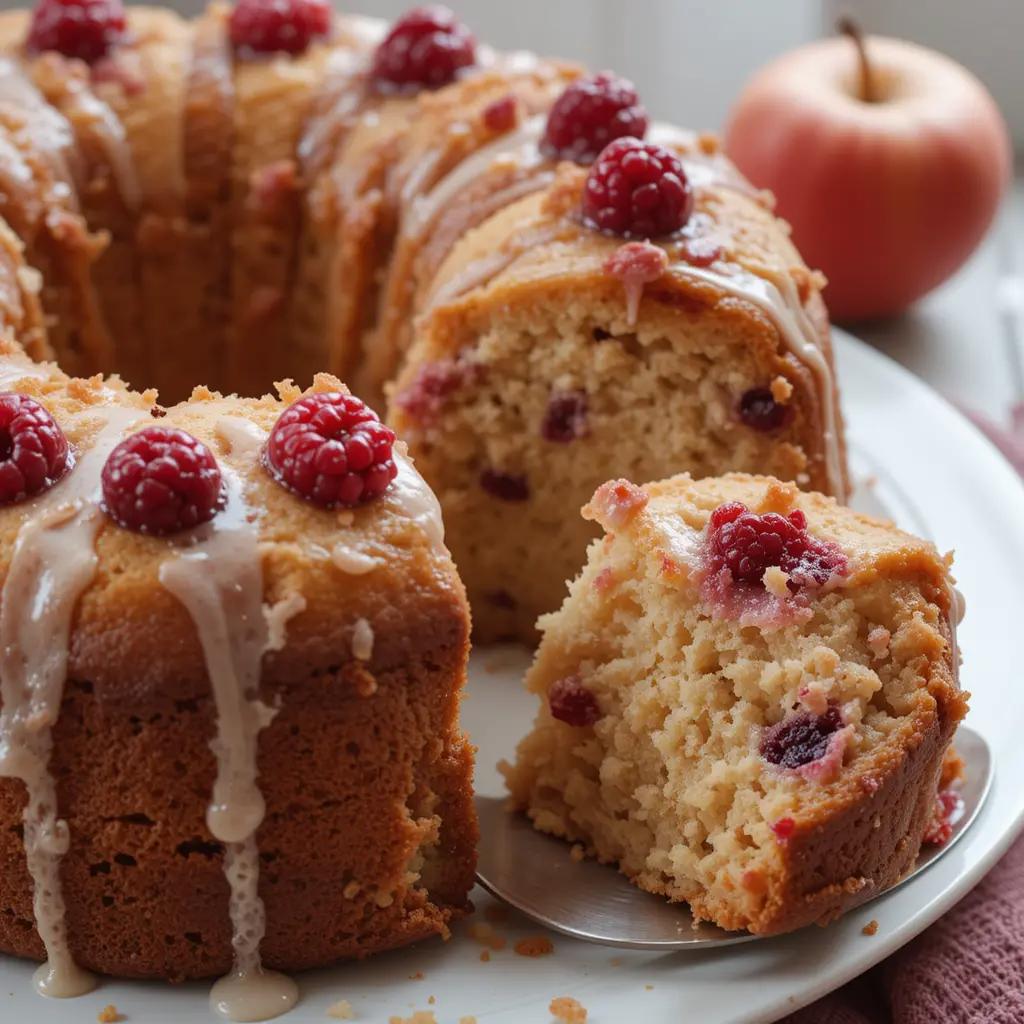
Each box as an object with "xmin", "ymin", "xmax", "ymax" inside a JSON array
[{"xmin": 837, "ymin": 16, "xmax": 877, "ymax": 102}]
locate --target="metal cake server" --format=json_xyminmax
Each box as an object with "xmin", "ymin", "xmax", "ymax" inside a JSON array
[{"xmin": 475, "ymin": 726, "xmax": 992, "ymax": 950}]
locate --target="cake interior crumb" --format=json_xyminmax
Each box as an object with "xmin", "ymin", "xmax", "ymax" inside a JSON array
[
  {"xmin": 97, "ymin": 1006, "xmax": 125, "ymax": 1023},
  {"xmin": 479, "ymin": 950, "xmax": 491, "ymax": 962},
  {"xmin": 549, "ymin": 995, "xmax": 587, "ymax": 1023},
  {"xmin": 326, "ymin": 999, "xmax": 354, "ymax": 1020},
  {"xmin": 862, "ymin": 919, "xmax": 879, "ymax": 936}
]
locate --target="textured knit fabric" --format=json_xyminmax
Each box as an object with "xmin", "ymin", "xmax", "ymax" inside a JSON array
[{"xmin": 782, "ymin": 822, "xmax": 1024, "ymax": 1022}]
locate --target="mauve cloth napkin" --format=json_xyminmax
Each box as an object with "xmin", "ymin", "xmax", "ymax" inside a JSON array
[{"xmin": 782, "ymin": 405, "xmax": 1024, "ymax": 1024}]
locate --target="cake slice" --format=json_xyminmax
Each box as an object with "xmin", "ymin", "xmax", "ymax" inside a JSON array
[
  {"xmin": 504, "ymin": 473, "xmax": 966, "ymax": 934},
  {"xmin": 390, "ymin": 148, "xmax": 847, "ymax": 643}
]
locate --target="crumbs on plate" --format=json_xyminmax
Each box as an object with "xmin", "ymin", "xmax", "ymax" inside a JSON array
[
  {"xmin": 862, "ymin": 919, "xmax": 879, "ymax": 936},
  {"xmin": 388, "ymin": 1012, "xmax": 435, "ymax": 1024},
  {"xmin": 97, "ymin": 1006, "xmax": 125, "ymax": 1023},
  {"xmin": 549, "ymin": 996, "xmax": 587, "ymax": 1023},
  {"xmin": 515, "ymin": 935, "xmax": 554, "ymax": 958},
  {"xmin": 326, "ymin": 999, "xmax": 354, "ymax": 1019},
  {"xmin": 468, "ymin": 921, "xmax": 507, "ymax": 951}
]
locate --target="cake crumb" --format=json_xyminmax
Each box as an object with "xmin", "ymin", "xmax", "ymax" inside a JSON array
[
  {"xmin": 388, "ymin": 1013, "xmax": 435, "ymax": 1024},
  {"xmin": 645, "ymin": 984, "xmax": 654, "ymax": 991},
  {"xmin": 97, "ymin": 1007, "xmax": 125, "ymax": 1023},
  {"xmin": 866, "ymin": 627, "xmax": 891, "ymax": 660},
  {"xmin": 770, "ymin": 376, "xmax": 793, "ymax": 403},
  {"xmin": 479, "ymin": 949, "xmax": 491, "ymax": 962},
  {"xmin": 459, "ymin": 1018, "xmax": 478, "ymax": 1024},
  {"xmin": 862, "ymin": 919, "xmax": 879, "ymax": 936},
  {"xmin": 762, "ymin": 565, "xmax": 791, "ymax": 598},
  {"xmin": 515, "ymin": 935, "xmax": 554, "ymax": 958},
  {"xmin": 409, "ymin": 971, "xmax": 424, "ymax": 980},
  {"xmin": 327, "ymin": 999, "xmax": 355, "ymax": 1020},
  {"xmin": 468, "ymin": 921, "xmax": 506, "ymax": 950},
  {"xmin": 549, "ymin": 996, "xmax": 587, "ymax": 1022},
  {"xmin": 569, "ymin": 843, "xmax": 585, "ymax": 862},
  {"xmin": 427, "ymin": 995, "xmax": 435, "ymax": 1004}
]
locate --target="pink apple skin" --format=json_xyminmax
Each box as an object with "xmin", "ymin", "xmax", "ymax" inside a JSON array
[{"xmin": 725, "ymin": 36, "xmax": 1011, "ymax": 321}]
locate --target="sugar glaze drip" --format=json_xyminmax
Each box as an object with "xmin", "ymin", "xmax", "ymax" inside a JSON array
[
  {"xmin": 665, "ymin": 262, "xmax": 847, "ymax": 502},
  {"xmin": 0, "ymin": 57, "xmax": 80, "ymax": 207},
  {"xmin": 0, "ymin": 399, "xmax": 144, "ymax": 999},
  {"xmin": 159, "ymin": 416, "xmax": 296, "ymax": 1023}
]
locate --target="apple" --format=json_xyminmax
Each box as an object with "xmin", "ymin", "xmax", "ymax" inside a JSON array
[{"xmin": 724, "ymin": 21, "xmax": 1011, "ymax": 321}]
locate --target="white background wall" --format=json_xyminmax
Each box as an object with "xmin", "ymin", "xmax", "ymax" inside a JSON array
[{"xmin": 1, "ymin": 0, "xmax": 1019, "ymax": 147}]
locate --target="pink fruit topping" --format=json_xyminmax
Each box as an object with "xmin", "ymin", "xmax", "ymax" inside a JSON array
[
  {"xmin": 101, "ymin": 426, "xmax": 222, "ymax": 535},
  {"xmin": 0, "ymin": 393, "xmax": 71, "ymax": 504},
  {"xmin": 371, "ymin": 5, "xmax": 475, "ymax": 92},
  {"xmin": 582, "ymin": 138, "xmax": 693, "ymax": 238},
  {"xmin": 263, "ymin": 392, "xmax": 397, "ymax": 507},
  {"xmin": 542, "ymin": 71, "xmax": 648, "ymax": 164}
]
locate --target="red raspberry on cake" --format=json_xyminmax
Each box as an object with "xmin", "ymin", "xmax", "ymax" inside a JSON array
[
  {"xmin": 371, "ymin": 5, "xmax": 476, "ymax": 92},
  {"xmin": 542, "ymin": 71, "xmax": 649, "ymax": 163},
  {"xmin": 581, "ymin": 138, "xmax": 694, "ymax": 239},
  {"xmin": 0, "ymin": 393, "xmax": 71, "ymax": 504},
  {"xmin": 229, "ymin": 0, "xmax": 330, "ymax": 56},
  {"xmin": 26, "ymin": 0, "xmax": 126, "ymax": 63},
  {"xmin": 101, "ymin": 426, "xmax": 223, "ymax": 535},
  {"xmin": 707, "ymin": 501, "xmax": 846, "ymax": 590},
  {"xmin": 263, "ymin": 391, "xmax": 397, "ymax": 507}
]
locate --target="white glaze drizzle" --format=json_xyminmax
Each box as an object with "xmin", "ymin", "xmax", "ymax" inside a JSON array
[
  {"xmin": 405, "ymin": 114, "xmax": 547, "ymax": 240},
  {"xmin": 351, "ymin": 617, "xmax": 373, "ymax": 661},
  {"xmin": 297, "ymin": 45, "xmax": 370, "ymax": 181},
  {"xmin": 665, "ymin": 261, "xmax": 846, "ymax": 502},
  {"xmin": 0, "ymin": 357, "xmax": 49, "ymax": 388},
  {"xmin": 0, "ymin": 399, "xmax": 143, "ymax": 999},
  {"xmin": 0, "ymin": 57, "xmax": 79, "ymax": 208},
  {"xmin": 34, "ymin": 56, "xmax": 141, "ymax": 211},
  {"xmin": 331, "ymin": 543, "xmax": 382, "ymax": 575},
  {"xmin": 389, "ymin": 447, "xmax": 445, "ymax": 551},
  {"xmin": 158, "ymin": 415, "xmax": 296, "ymax": 1023}
]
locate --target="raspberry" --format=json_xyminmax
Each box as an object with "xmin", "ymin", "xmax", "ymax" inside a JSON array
[
  {"xmin": 542, "ymin": 72, "xmax": 648, "ymax": 163},
  {"xmin": 229, "ymin": 0, "xmax": 330, "ymax": 56},
  {"xmin": 738, "ymin": 387, "xmax": 788, "ymax": 432},
  {"xmin": 548, "ymin": 676, "xmax": 600, "ymax": 727},
  {"xmin": 479, "ymin": 468, "xmax": 529, "ymax": 502},
  {"xmin": 541, "ymin": 391, "xmax": 588, "ymax": 443},
  {"xmin": 770, "ymin": 817, "xmax": 796, "ymax": 841},
  {"xmin": 26, "ymin": 0, "xmax": 126, "ymax": 63},
  {"xmin": 101, "ymin": 426, "xmax": 223, "ymax": 535},
  {"xmin": 923, "ymin": 788, "xmax": 962, "ymax": 846},
  {"xmin": 0, "ymin": 393, "xmax": 70, "ymax": 504},
  {"xmin": 760, "ymin": 707, "xmax": 844, "ymax": 769},
  {"xmin": 707, "ymin": 501, "xmax": 846, "ymax": 589},
  {"xmin": 263, "ymin": 392, "xmax": 397, "ymax": 507},
  {"xmin": 371, "ymin": 5, "xmax": 475, "ymax": 92},
  {"xmin": 581, "ymin": 138, "xmax": 693, "ymax": 239},
  {"xmin": 482, "ymin": 94, "xmax": 518, "ymax": 133}
]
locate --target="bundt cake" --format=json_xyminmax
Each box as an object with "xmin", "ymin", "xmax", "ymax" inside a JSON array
[
  {"xmin": 504, "ymin": 473, "xmax": 966, "ymax": 934},
  {"xmin": 0, "ymin": 337, "xmax": 475, "ymax": 1014},
  {"xmin": 0, "ymin": 0, "xmax": 846, "ymax": 648}
]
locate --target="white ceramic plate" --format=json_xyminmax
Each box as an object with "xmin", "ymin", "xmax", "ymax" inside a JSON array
[{"xmin": 4, "ymin": 328, "xmax": 1024, "ymax": 1024}]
